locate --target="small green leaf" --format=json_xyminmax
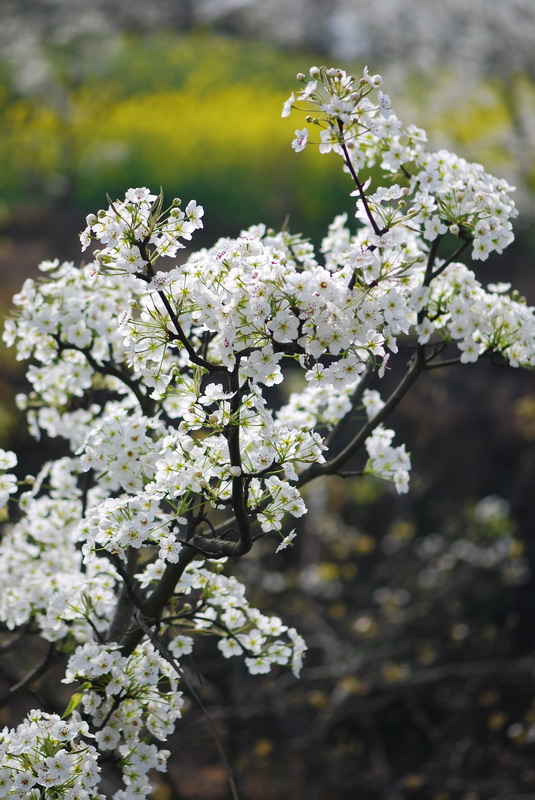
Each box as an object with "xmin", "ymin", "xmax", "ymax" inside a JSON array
[{"xmin": 62, "ymin": 691, "xmax": 85, "ymax": 718}]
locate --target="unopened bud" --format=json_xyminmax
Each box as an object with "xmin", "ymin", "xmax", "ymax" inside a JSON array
[
  {"xmin": 296, "ymin": 72, "xmax": 305, "ymax": 81},
  {"xmin": 15, "ymin": 393, "xmax": 28, "ymax": 410}
]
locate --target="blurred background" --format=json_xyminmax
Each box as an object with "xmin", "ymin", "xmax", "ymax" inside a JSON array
[{"xmin": 1, "ymin": 1, "xmax": 535, "ymax": 798}]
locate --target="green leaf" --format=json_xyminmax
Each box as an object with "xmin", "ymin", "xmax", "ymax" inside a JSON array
[{"xmin": 62, "ymin": 691, "xmax": 86, "ymax": 718}]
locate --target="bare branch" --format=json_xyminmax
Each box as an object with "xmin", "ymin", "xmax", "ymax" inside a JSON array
[{"xmin": 106, "ymin": 548, "xmax": 145, "ymax": 643}]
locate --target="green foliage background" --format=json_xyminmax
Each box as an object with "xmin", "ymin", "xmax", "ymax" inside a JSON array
[
  {"xmin": 0, "ymin": 34, "xmax": 357, "ymax": 238},
  {"xmin": 1, "ymin": 32, "xmax": 532, "ymax": 240}
]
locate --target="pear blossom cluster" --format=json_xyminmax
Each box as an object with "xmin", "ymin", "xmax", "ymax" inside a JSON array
[
  {"xmin": 0, "ymin": 459, "xmax": 118, "ymax": 639},
  {"xmin": 360, "ymin": 391, "xmax": 410, "ymax": 493},
  {"xmin": 62, "ymin": 641, "xmax": 177, "ymax": 796},
  {"xmin": 134, "ymin": 558, "xmax": 307, "ymax": 677},
  {"xmin": 0, "ymin": 448, "xmax": 17, "ymax": 509},
  {"xmin": 57, "ymin": 566, "xmax": 305, "ymax": 793},
  {"xmin": 118, "ymin": 225, "xmax": 393, "ymax": 388},
  {"xmin": 418, "ymin": 263, "xmax": 535, "ymax": 365},
  {"xmin": 284, "ymin": 66, "xmax": 517, "ymax": 262},
  {"xmin": 0, "ymin": 64, "xmax": 533, "ymax": 797},
  {"xmin": 80, "ymin": 188, "xmax": 204, "ymax": 272},
  {"xmin": 0, "ymin": 710, "xmax": 102, "ymax": 799}
]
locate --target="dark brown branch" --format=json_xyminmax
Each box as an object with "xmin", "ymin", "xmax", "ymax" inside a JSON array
[
  {"xmin": 106, "ymin": 548, "xmax": 145, "ymax": 643},
  {"xmin": 424, "ymin": 237, "xmax": 441, "ymax": 285},
  {"xmin": 55, "ymin": 337, "xmax": 153, "ymax": 414},
  {"xmin": 121, "ymin": 547, "xmax": 197, "ymax": 656},
  {"xmin": 221, "ymin": 361, "xmax": 252, "ymax": 557},
  {"xmin": 424, "ymin": 356, "xmax": 463, "ymax": 370},
  {"xmin": 181, "ymin": 364, "xmax": 253, "ymax": 560},
  {"xmin": 81, "ymin": 347, "xmax": 154, "ymax": 413}
]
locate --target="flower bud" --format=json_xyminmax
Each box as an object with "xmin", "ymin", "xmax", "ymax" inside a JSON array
[{"xmin": 15, "ymin": 393, "xmax": 28, "ymax": 410}]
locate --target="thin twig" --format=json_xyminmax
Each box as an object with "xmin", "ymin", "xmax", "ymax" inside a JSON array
[
  {"xmin": 0, "ymin": 643, "xmax": 55, "ymax": 707},
  {"xmin": 430, "ymin": 238, "xmax": 470, "ymax": 281},
  {"xmin": 338, "ymin": 120, "xmax": 385, "ymax": 237},
  {"xmin": 424, "ymin": 356, "xmax": 463, "ymax": 370}
]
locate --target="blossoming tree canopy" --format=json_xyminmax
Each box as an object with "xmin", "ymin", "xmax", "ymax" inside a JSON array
[{"xmin": 0, "ymin": 65, "xmax": 532, "ymax": 798}]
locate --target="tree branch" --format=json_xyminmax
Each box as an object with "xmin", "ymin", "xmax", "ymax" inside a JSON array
[
  {"xmin": 120, "ymin": 547, "xmax": 197, "ymax": 657},
  {"xmin": 105, "ymin": 548, "xmax": 145, "ymax": 643},
  {"xmin": 221, "ymin": 361, "xmax": 252, "ymax": 557},
  {"xmin": 298, "ymin": 350, "xmax": 424, "ymax": 485},
  {"xmin": 430, "ymin": 238, "xmax": 470, "ymax": 281},
  {"xmin": 338, "ymin": 120, "xmax": 386, "ymax": 237}
]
